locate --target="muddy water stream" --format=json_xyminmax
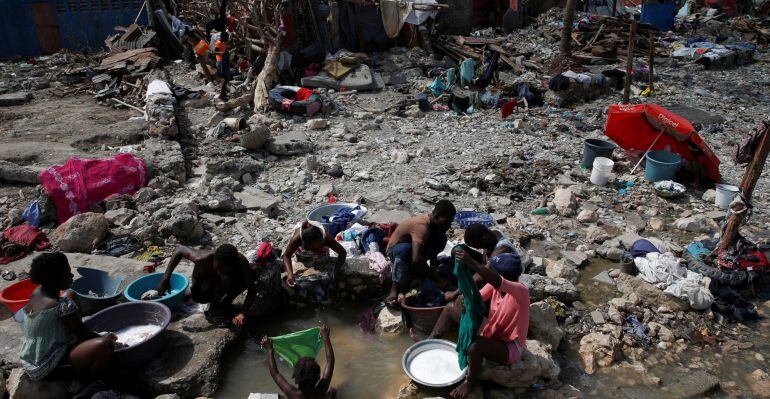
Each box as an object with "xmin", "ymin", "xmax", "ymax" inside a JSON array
[
  {"xmin": 218, "ymin": 256, "xmax": 769, "ymax": 398},
  {"xmin": 217, "ymin": 305, "xmax": 414, "ymax": 398}
]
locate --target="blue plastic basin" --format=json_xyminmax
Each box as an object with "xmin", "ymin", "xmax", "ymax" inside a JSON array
[
  {"xmin": 83, "ymin": 301, "xmax": 171, "ymax": 368},
  {"xmin": 71, "ymin": 267, "xmax": 124, "ymax": 315},
  {"xmin": 455, "ymin": 211, "xmax": 494, "ymax": 228},
  {"xmin": 306, "ymin": 203, "xmax": 367, "ymax": 232},
  {"xmin": 124, "ymin": 272, "xmax": 188, "ymax": 310},
  {"xmin": 644, "ymin": 150, "xmax": 682, "ymax": 182}
]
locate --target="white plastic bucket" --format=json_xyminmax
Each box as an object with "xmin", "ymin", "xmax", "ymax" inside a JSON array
[
  {"xmin": 590, "ymin": 157, "xmax": 614, "ymax": 186},
  {"xmin": 715, "ymin": 184, "xmax": 739, "ymax": 209}
]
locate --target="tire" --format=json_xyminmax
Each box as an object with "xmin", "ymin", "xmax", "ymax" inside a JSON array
[{"xmin": 683, "ymin": 251, "xmax": 748, "ymax": 288}]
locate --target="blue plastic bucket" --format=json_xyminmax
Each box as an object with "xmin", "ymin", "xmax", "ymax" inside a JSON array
[
  {"xmin": 581, "ymin": 139, "xmax": 616, "ymax": 168},
  {"xmin": 71, "ymin": 267, "xmax": 124, "ymax": 315},
  {"xmin": 124, "ymin": 272, "xmax": 188, "ymax": 310},
  {"xmin": 644, "ymin": 150, "xmax": 681, "ymax": 182}
]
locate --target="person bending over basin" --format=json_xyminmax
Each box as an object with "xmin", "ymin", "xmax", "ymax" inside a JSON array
[
  {"xmin": 385, "ymin": 199, "xmax": 457, "ymax": 307},
  {"xmin": 157, "ymin": 244, "xmax": 256, "ymax": 326},
  {"xmin": 443, "ymin": 223, "xmax": 518, "ymax": 303},
  {"xmin": 282, "ymin": 220, "xmax": 347, "ymax": 288},
  {"xmin": 20, "ymin": 252, "xmax": 116, "ymax": 384},
  {"xmin": 420, "ymin": 252, "xmax": 529, "ymax": 399},
  {"xmin": 262, "ymin": 324, "xmax": 336, "ymax": 399}
]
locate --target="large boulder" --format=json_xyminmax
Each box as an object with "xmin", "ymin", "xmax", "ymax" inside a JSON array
[
  {"xmin": 586, "ymin": 224, "xmax": 610, "ymax": 243},
  {"xmin": 480, "ymin": 340, "xmax": 560, "ymax": 387},
  {"xmin": 553, "ymin": 188, "xmax": 577, "ymax": 216},
  {"xmin": 674, "ymin": 215, "xmax": 717, "ymax": 233},
  {"xmin": 545, "ymin": 259, "xmax": 579, "ymax": 283},
  {"xmin": 266, "ymin": 132, "xmax": 313, "ymax": 155},
  {"xmin": 158, "ymin": 204, "xmax": 204, "ymax": 243},
  {"xmin": 50, "ymin": 212, "xmax": 109, "ymax": 253},
  {"xmin": 578, "ymin": 332, "xmax": 620, "ymax": 374},
  {"xmin": 529, "ymin": 301, "xmax": 564, "ymax": 350},
  {"xmin": 520, "ymin": 274, "xmax": 579, "ymax": 303},
  {"xmin": 240, "ymin": 126, "xmax": 270, "ymax": 150},
  {"xmin": 614, "ymin": 273, "xmax": 689, "ymax": 311},
  {"xmin": 6, "ymin": 368, "xmax": 70, "ymax": 399},
  {"xmin": 375, "ymin": 307, "xmax": 405, "ymax": 334}
]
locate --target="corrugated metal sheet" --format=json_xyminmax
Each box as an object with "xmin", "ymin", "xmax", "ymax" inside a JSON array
[
  {"xmin": 0, "ymin": 0, "xmax": 147, "ymax": 59},
  {"xmin": 0, "ymin": 0, "xmax": 42, "ymax": 58}
]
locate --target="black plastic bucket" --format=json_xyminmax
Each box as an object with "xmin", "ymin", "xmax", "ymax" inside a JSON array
[{"xmin": 582, "ymin": 139, "xmax": 616, "ymax": 168}]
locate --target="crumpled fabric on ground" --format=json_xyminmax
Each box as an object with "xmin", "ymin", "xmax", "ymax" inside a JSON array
[
  {"xmin": 459, "ymin": 58, "xmax": 475, "ymax": 86},
  {"xmin": 635, "ymin": 252, "xmax": 686, "ymax": 286},
  {"xmin": 40, "ymin": 154, "xmax": 147, "ymax": 224},
  {"xmin": 366, "ymin": 251, "xmax": 390, "ymax": 283},
  {"xmin": 0, "ymin": 224, "xmax": 51, "ymax": 265},
  {"xmin": 93, "ymin": 234, "xmax": 142, "ymax": 257},
  {"xmin": 664, "ymin": 270, "xmax": 713, "ymax": 310},
  {"xmin": 22, "ymin": 201, "xmax": 40, "ymax": 227}
]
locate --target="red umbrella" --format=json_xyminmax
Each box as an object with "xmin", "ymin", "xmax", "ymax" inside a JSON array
[{"xmin": 604, "ymin": 103, "xmax": 721, "ymax": 182}]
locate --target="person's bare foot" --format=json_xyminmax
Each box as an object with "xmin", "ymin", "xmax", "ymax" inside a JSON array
[
  {"xmin": 409, "ymin": 328, "xmax": 423, "ymax": 342},
  {"xmin": 450, "ymin": 379, "xmax": 471, "ymax": 399}
]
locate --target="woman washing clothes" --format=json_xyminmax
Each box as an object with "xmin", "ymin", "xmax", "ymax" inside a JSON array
[
  {"xmin": 414, "ymin": 252, "xmax": 529, "ymax": 399},
  {"xmin": 282, "ymin": 220, "xmax": 347, "ymax": 288},
  {"xmin": 20, "ymin": 252, "xmax": 116, "ymax": 386}
]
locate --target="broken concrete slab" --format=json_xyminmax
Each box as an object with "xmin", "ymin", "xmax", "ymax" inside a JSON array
[
  {"xmin": 140, "ymin": 138, "xmax": 187, "ymax": 184},
  {"xmin": 266, "ymin": 132, "xmax": 313, "ymax": 155},
  {"xmin": 234, "ymin": 187, "xmax": 281, "ymax": 217},
  {"xmin": 0, "ymin": 160, "xmax": 41, "ymax": 184},
  {"xmin": 367, "ymin": 209, "xmax": 411, "ymax": 224},
  {"xmin": 592, "ymin": 270, "xmax": 616, "ymax": 286},
  {"xmin": 661, "ymin": 370, "xmax": 720, "ymax": 398},
  {"xmin": 0, "ymin": 92, "xmax": 33, "ymax": 106}
]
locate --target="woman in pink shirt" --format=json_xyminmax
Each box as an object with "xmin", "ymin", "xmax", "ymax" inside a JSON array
[{"xmin": 451, "ymin": 251, "xmax": 530, "ymax": 399}]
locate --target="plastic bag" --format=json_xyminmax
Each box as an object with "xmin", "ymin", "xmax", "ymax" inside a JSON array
[{"xmin": 22, "ymin": 200, "xmax": 40, "ymax": 227}]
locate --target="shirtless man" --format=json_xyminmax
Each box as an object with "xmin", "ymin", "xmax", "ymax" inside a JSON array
[
  {"xmin": 385, "ymin": 200, "xmax": 456, "ymax": 307},
  {"xmin": 157, "ymin": 244, "xmax": 256, "ymax": 325}
]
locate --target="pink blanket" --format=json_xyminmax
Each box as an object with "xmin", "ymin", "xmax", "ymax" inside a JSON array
[{"xmin": 40, "ymin": 154, "xmax": 148, "ymax": 223}]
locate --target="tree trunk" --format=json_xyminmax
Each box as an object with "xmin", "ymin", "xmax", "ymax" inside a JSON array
[
  {"xmin": 560, "ymin": 0, "xmax": 578, "ymax": 59},
  {"xmin": 716, "ymin": 123, "xmax": 770, "ymax": 253},
  {"xmin": 253, "ymin": 44, "xmax": 280, "ymax": 112}
]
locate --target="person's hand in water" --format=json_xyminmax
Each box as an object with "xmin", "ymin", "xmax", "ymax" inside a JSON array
[{"xmin": 156, "ymin": 277, "xmax": 170, "ymax": 295}]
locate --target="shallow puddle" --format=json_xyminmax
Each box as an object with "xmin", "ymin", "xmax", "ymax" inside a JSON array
[
  {"xmin": 575, "ymin": 258, "xmax": 620, "ymax": 306},
  {"xmin": 217, "ymin": 305, "xmax": 414, "ymax": 398}
]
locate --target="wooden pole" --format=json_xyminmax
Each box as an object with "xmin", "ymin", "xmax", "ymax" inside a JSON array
[
  {"xmin": 560, "ymin": 0, "xmax": 578, "ymax": 60},
  {"xmin": 648, "ymin": 31, "xmax": 654, "ymax": 92},
  {"xmin": 716, "ymin": 123, "xmax": 770, "ymax": 253},
  {"xmin": 611, "ymin": 0, "xmax": 617, "ymax": 17},
  {"xmin": 622, "ymin": 22, "xmax": 637, "ymax": 104}
]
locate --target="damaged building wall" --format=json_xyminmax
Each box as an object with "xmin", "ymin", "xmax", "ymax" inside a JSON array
[{"xmin": 0, "ymin": 0, "xmax": 147, "ymax": 59}]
